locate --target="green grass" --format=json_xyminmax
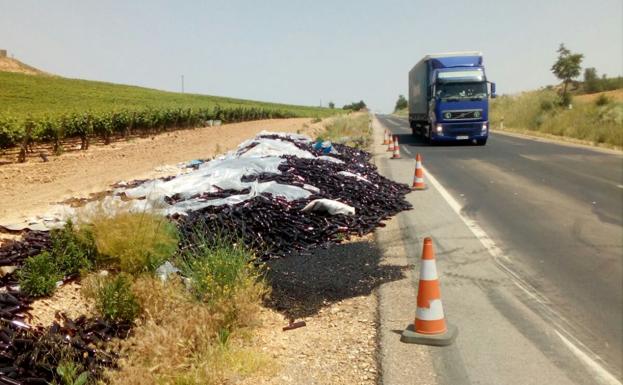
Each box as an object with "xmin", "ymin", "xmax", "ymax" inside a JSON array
[
  {"xmin": 0, "ymin": 71, "xmax": 340, "ymax": 149},
  {"xmin": 83, "ymin": 273, "xmax": 140, "ymax": 324},
  {"xmin": 491, "ymin": 89, "xmax": 623, "ymax": 148}
]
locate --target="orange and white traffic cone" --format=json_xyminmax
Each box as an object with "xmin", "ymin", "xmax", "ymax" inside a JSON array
[
  {"xmin": 412, "ymin": 153, "xmax": 426, "ymax": 190},
  {"xmin": 383, "ymin": 130, "xmax": 390, "ymax": 145},
  {"xmin": 401, "ymin": 237, "xmax": 457, "ymax": 346},
  {"xmin": 391, "ymin": 136, "xmax": 401, "ymax": 159},
  {"xmin": 386, "ymin": 133, "xmax": 394, "ymax": 152}
]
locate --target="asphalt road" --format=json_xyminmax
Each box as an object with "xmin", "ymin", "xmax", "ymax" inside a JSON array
[{"xmin": 377, "ymin": 114, "xmax": 623, "ymax": 380}]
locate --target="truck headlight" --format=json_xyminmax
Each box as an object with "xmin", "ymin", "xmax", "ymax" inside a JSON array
[
  {"xmin": 436, "ymin": 125, "xmax": 443, "ymax": 133},
  {"xmin": 481, "ymin": 123, "xmax": 487, "ymax": 133}
]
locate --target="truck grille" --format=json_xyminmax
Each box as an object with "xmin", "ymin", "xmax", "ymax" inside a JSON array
[{"xmin": 442, "ymin": 110, "xmax": 482, "ymax": 120}]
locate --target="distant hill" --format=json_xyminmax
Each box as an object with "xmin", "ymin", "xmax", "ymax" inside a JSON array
[{"xmin": 0, "ymin": 54, "xmax": 47, "ymax": 76}]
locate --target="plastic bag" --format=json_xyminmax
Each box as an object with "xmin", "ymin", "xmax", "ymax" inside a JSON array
[{"xmin": 301, "ymin": 199, "xmax": 355, "ymax": 216}]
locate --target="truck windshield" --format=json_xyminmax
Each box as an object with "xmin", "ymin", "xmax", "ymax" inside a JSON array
[{"xmin": 436, "ymin": 82, "xmax": 487, "ymax": 100}]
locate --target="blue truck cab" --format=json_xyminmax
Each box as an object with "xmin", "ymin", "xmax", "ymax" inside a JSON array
[{"xmin": 408, "ymin": 52, "xmax": 496, "ymax": 145}]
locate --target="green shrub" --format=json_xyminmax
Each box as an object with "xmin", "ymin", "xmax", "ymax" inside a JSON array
[
  {"xmin": 84, "ymin": 273, "xmax": 140, "ymax": 323},
  {"xmin": 54, "ymin": 360, "xmax": 89, "ymax": 385},
  {"xmin": 18, "ymin": 252, "xmax": 61, "ymax": 297},
  {"xmin": 50, "ymin": 220, "xmax": 96, "ymax": 276},
  {"xmin": 90, "ymin": 212, "xmax": 179, "ymax": 274},
  {"xmin": 178, "ymin": 232, "xmax": 257, "ymax": 304},
  {"xmin": 595, "ymin": 94, "xmax": 611, "ymax": 106},
  {"xmin": 559, "ymin": 92, "xmax": 572, "ymax": 107}
]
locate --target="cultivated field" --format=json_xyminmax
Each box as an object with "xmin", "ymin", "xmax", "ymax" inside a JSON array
[{"xmin": 0, "ymin": 71, "xmax": 338, "ymax": 151}]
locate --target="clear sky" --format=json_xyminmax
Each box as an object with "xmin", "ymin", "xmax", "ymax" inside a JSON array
[{"xmin": 1, "ymin": 0, "xmax": 621, "ymax": 112}]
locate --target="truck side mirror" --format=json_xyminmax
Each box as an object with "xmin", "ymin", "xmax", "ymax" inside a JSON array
[{"xmin": 490, "ymin": 82, "xmax": 497, "ymax": 98}]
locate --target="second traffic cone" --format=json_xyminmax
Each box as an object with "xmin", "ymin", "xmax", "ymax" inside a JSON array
[
  {"xmin": 386, "ymin": 133, "xmax": 394, "ymax": 151},
  {"xmin": 412, "ymin": 153, "xmax": 426, "ymax": 190},
  {"xmin": 391, "ymin": 136, "xmax": 401, "ymax": 159},
  {"xmin": 401, "ymin": 237, "xmax": 457, "ymax": 346},
  {"xmin": 383, "ymin": 130, "xmax": 390, "ymax": 145}
]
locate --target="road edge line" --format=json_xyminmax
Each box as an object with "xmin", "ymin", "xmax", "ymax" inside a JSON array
[{"xmin": 555, "ymin": 330, "xmax": 622, "ymax": 385}]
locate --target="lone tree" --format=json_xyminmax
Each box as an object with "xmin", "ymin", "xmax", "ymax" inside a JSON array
[
  {"xmin": 551, "ymin": 43, "xmax": 583, "ymax": 97},
  {"xmin": 328, "ymin": 101, "xmax": 335, "ymax": 109},
  {"xmin": 394, "ymin": 95, "xmax": 408, "ymax": 111}
]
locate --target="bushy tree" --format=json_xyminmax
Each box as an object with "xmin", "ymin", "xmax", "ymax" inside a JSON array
[
  {"xmin": 551, "ymin": 43, "xmax": 583, "ymax": 98},
  {"xmin": 342, "ymin": 100, "xmax": 367, "ymax": 111},
  {"xmin": 583, "ymin": 67, "xmax": 600, "ymax": 93},
  {"xmin": 328, "ymin": 101, "xmax": 335, "ymax": 109},
  {"xmin": 394, "ymin": 95, "xmax": 408, "ymax": 111}
]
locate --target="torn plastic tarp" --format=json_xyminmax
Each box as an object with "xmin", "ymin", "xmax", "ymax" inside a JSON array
[
  {"xmin": 4, "ymin": 132, "xmax": 343, "ymax": 231},
  {"xmin": 301, "ymin": 199, "xmax": 355, "ymax": 216},
  {"xmin": 338, "ymin": 171, "xmax": 371, "ymax": 183}
]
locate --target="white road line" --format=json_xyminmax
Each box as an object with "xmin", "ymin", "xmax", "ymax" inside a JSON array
[
  {"xmin": 402, "ymin": 146, "xmax": 412, "ymax": 156},
  {"xmin": 424, "ymin": 166, "xmax": 622, "ymax": 385},
  {"xmin": 555, "ymin": 330, "xmax": 622, "ymax": 385},
  {"xmin": 424, "ymin": 168, "xmax": 510, "ymax": 263}
]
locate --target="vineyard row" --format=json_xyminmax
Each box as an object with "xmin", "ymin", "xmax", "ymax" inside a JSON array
[{"xmin": 0, "ymin": 105, "xmax": 321, "ymax": 154}]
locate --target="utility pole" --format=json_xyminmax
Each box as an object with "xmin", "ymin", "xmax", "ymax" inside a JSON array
[{"xmin": 181, "ymin": 75, "xmax": 184, "ymax": 93}]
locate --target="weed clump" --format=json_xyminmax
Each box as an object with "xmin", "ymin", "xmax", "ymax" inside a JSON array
[
  {"xmin": 178, "ymin": 231, "xmax": 268, "ymax": 331},
  {"xmin": 595, "ymin": 93, "xmax": 610, "ymax": 106},
  {"xmin": 18, "ymin": 252, "xmax": 61, "ymax": 297},
  {"xmin": 83, "ymin": 273, "xmax": 140, "ymax": 324},
  {"xmin": 54, "ymin": 360, "xmax": 90, "ymax": 385},
  {"xmin": 106, "ymin": 275, "xmax": 271, "ymax": 385},
  {"xmin": 50, "ymin": 220, "xmax": 97, "ymax": 276},
  {"xmin": 90, "ymin": 212, "xmax": 179, "ymax": 274},
  {"xmin": 17, "ymin": 220, "xmax": 96, "ymax": 297}
]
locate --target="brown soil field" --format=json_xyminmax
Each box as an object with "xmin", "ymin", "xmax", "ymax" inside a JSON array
[{"xmin": 575, "ymin": 88, "xmax": 623, "ymax": 103}]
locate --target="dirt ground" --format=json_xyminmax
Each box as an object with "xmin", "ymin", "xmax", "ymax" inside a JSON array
[{"xmin": 0, "ymin": 118, "xmax": 323, "ymax": 227}]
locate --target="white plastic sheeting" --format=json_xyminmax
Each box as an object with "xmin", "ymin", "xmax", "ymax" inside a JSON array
[
  {"xmin": 301, "ymin": 199, "xmax": 355, "ymax": 216},
  {"xmin": 3, "ymin": 131, "xmax": 345, "ymax": 231}
]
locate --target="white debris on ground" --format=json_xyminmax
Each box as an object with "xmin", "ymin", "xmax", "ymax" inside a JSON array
[{"xmin": 1, "ymin": 131, "xmax": 348, "ymax": 231}]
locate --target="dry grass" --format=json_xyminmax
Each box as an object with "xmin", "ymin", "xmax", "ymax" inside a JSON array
[
  {"xmin": 105, "ymin": 274, "xmax": 272, "ymax": 385},
  {"xmin": 87, "ymin": 212, "xmax": 179, "ymax": 274},
  {"xmin": 321, "ymin": 113, "xmax": 371, "ymax": 149}
]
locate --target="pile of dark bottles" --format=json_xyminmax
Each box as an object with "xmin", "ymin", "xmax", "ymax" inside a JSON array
[
  {"xmin": 178, "ymin": 138, "xmax": 413, "ymax": 259},
  {"xmin": 0, "ymin": 314, "xmax": 128, "ymax": 385},
  {"xmin": 0, "ymin": 234, "xmax": 126, "ymax": 384}
]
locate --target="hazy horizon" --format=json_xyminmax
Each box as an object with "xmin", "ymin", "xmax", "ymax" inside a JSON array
[{"xmin": 1, "ymin": 0, "xmax": 621, "ymax": 112}]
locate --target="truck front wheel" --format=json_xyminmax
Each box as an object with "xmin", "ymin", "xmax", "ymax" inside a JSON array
[{"xmin": 476, "ymin": 138, "xmax": 487, "ymax": 146}]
